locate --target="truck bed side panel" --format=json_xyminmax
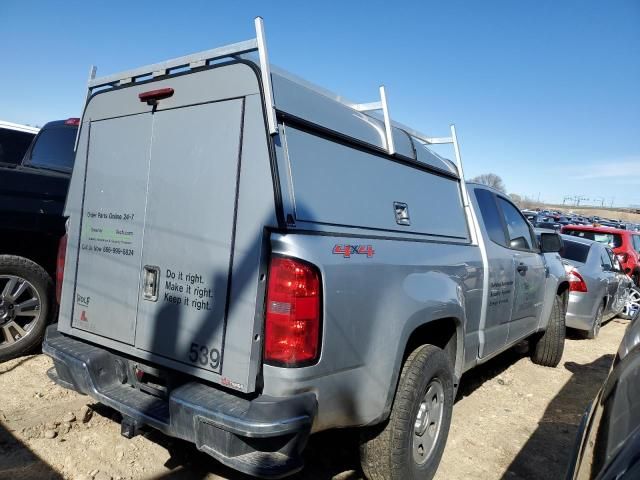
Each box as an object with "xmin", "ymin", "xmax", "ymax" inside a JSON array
[{"xmin": 262, "ymin": 233, "xmax": 483, "ymax": 431}]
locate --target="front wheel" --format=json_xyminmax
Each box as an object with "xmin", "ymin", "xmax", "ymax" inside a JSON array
[
  {"xmin": 530, "ymin": 294, "xmax": 566, "ymax": 366},
  {"xmin": 359, "ymin": 344, "xmax": 454, "ymax": 480}
]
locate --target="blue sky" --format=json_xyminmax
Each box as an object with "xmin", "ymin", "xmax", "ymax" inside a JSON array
[{"xmin": 2, "ymin": 1, "xmax": 638, "ymax": 206}]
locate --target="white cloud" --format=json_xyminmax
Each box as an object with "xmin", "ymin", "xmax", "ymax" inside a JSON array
[{"xmin": 570, "ymin": 156, "xmax": 640, "ymax": 180}]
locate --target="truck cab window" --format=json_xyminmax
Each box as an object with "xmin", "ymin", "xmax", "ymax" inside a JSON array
[
  {"xmin": 474, "ymin": 188, "xmax": 507, "ymax": 247},
  {"xmin": 498, "ymin": 197, "xmax": 534, "ymax": 251},
  {"xmin": 27, "ymin": 125, "xmax": 77, "ymax": 171}
]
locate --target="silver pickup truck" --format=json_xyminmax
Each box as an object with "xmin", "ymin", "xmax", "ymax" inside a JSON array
[{"xmin": 44, "ymin": 19, "xmax": 569, "ymax": 480}]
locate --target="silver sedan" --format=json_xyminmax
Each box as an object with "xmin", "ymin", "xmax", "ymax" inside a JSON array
[{"xmin": 559, "ymin": 235, "xmax": 632, "ymax": 338}]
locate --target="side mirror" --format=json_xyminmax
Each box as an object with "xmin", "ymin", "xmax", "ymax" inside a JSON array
[
  {"xmin": 540, "ymin": 232, "xmax": 563, "ymax": 253},
  {"xmin": 510, "ymin": 236, "xmax": 529, "ymax": 250}
]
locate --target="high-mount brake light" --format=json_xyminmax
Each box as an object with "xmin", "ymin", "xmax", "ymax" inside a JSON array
[
  {"xmin": 64, "ymin": 118, "xmax": 80, "ymax": 126},
  {"xmin": 138, "ymin": 87, "xmax": 174, "ymax": 105},
  {"xmin": 264, "ymin": 257, "xmax": 321, "ymax": 367},
  {"xmin": 56, "ymin": 233, "xmax": 68, "ymax": 304},
  {"xmin": 568, "ymin": 269, "xmax": 588, "ymax": 293}
]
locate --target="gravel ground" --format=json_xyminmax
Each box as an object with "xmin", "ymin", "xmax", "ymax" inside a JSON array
[{"xmin": 0, "ymin": 317, "xmax": 627, "ymax": 480}]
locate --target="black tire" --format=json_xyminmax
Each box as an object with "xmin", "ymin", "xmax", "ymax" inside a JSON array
[
  {"xmin": 360, "ymin": 344, "xmax": 454, "ymax": 480},
  {"xmin": 0, "ymin": 255, "xmax": 53, "ymax": 362},
  {"xmin": 530, "ymin": 294, "xmax": 565, "ymax": 367},
  {"xmin": 585, "ymin": 302, "xmax": 604, "ymax": 340}
]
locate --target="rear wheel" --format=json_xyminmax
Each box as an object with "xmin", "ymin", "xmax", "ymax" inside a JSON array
[
  {"xmin": 619, "ymin": 286, "xmax": 640, "ymax": 320},
  {"xmin": 530, "ymin": 294, "xmax": 565, "ymax": 366},
  {"xmin": 0, "ymin": 255, "xmax": 52, "ymax": 362},
  {"xmin": 586, "ymin": 303, "xmax": 604, "ymax": 339},
  {"xmin": 359, "ymin": 344, "xmax": 454, "ymax": 480}
]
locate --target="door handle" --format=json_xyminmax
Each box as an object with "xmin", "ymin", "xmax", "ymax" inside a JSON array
[{"xmin": 517, "ymin": 263, "xmax": 528, "ymax": 274}]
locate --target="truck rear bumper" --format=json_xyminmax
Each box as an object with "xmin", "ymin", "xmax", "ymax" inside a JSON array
[{"xmin": 43, "ymin": 326, "xmax": 316, "ymax": 479}]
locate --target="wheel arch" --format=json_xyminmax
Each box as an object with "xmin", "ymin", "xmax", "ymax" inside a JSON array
[
  {"xmin": 557, "ymin": 281, "xmax": 569, "ymax": 311},
  {"xmin": 0, "ymin": 229, "xmax": 60, "ymax": 279},
  {"xmin": 373, "ymin": 314, "xmax": 463, "ymax": 427}
]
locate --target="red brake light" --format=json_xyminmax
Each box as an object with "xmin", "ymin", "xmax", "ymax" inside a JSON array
[
  {"xmin": 64, "ymin": 118, "xmax": 80, "ymax": 126},
  {"xmin": 56, "ymin": 233, "xmax": 68, "ymax": 304},
  {"xmin": 264, "ymin": 257, "xmax": 321, "ymax": 367},
  {"xmin": 138, "ymin": 87, "xmax": 174, "ymax": 105},
  {"xmin": 568, "ymin": 269, "xmax": 588, "ymax": 293}
]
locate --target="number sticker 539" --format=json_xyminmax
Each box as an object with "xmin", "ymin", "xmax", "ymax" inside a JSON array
[{"xmin": 188, "ymin": 342, "xmax": 221, "ymax": 370}]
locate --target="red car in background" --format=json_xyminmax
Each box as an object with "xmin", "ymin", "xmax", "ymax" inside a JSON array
[{"xmin": 561, "ymin": 225, "xmax": 640, "ymax": 285}]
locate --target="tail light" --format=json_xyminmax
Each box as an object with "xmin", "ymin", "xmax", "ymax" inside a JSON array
[
  {"xmin": 56, "ymin": 233, "xmax": 68, "ymax": 304},
  {"xmin": 64, "ymin": 118, "xmax": 80, "ymax": 126},
  {"xmin": 568, "ymin": 269, "xmax": 588, "ymax": 293},
  {"xmin": 264, "ymin": 257, "xmax": 321, "ymax": 367},
  {"xmin": 617, "ymin": 253, "xmax": 628, "ymax": 264}
]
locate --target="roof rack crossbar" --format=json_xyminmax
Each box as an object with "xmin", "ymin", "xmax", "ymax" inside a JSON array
[
  {"xmin": 353, "ymin": 85, "xmax": 395, "ymax": 155},
  {"xmin": 88, "ymin": 39, "xmax": 258, "ymax": 89},
  {"xmin": 84, "ymin": 17, "xmax": 278, "ymax": 135}
]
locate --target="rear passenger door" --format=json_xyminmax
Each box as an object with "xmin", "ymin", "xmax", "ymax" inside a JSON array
[{"xmin": 496, "ymin": 197, "xmax": 547, "ymax": 343}]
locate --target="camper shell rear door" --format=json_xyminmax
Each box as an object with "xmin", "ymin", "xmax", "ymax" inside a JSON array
[{"xmin": 59, "ymin": 62, "xmax": 271, "ymax": 393}]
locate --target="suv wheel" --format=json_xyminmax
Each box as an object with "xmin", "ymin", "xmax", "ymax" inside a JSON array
[
  {"xmin": 359, "ymin": 344, "xmax": 453, "ymax": 480},
  {"xmin": 0, "ymin": 255, "xmax": 53, "ymax": 362},
  {"xmin": 530, "ymin": 294, "xmax": 565, "ymax": 366}
]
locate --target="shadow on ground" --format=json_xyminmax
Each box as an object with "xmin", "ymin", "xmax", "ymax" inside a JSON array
[
  {"xmin": 0, "ymin": 422, "xmax": 62, "ymax": 480},
  {"xmin": 142, "ymin": 428, "xmax": 363, "ymax": 480},
  {"xmin": 456, "ymin": 344, "xmax": 529, "ymax": 402},
  {"xmin": 500, "ymin": 354, "xmax": 614, "ymax": 480}
]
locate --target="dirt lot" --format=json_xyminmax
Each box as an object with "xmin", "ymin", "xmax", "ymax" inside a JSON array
[{"xmin": 0, "ymin": 318, "xmax": 627, "ymax": 480}]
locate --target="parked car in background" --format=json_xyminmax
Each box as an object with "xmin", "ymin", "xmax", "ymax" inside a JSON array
[
  {"xmin": 534, "ymin": 215, "xmax": 562, "ymax": 231},
  {"xmin": 566, "ymin": 310, "xmax": 640, "ymax": 479},
  {"xmin": 0, "ymin": 118, "xmax": 78, "ymax": 361},
  {"xmin": 559, "ymin": 235, "xmax": 632, "ymax": 338},
  {"xmin": 0, "ymin": 120, "xmax": 38, "ymax": 167},
  {"xmin": 562, "ymin": 225, "xmax": 640, "ymax": 286}
]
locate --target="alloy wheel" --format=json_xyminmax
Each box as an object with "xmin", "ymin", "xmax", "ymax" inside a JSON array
[
  {"xmin": 622, "ymin": 288, "xmax": 640, "ymax": 319},
  {"xmin": 0, "ymin": 275, "xmax": 41, "ymax": 350}
]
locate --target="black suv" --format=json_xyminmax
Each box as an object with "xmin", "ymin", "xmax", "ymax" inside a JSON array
[{"xmin": 0, "ymin": 118, "xmax": 78, "ymax": 361}]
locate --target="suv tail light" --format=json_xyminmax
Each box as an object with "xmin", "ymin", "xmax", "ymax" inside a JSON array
[
  {"xmin": 264, "ymin": 257, "xmax": 321, "ymax": 367},
  {"xmin": 568, "ymin": 269, "xmax": 588, "ymax": 293},
  {"xmin": 56, "ymin": 233, "xmax": 68, "ymax": 304},
  {"xmin": 617, "ymin": 253, "xmax": 628, "ymax": 264}
]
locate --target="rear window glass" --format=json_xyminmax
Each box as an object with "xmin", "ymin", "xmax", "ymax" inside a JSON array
[
  {"xmin": 563, "ymin": 229, "xmax": 622, "ymax": 248},
  {"xmin": 633, "ymin": 235, "xmax": 640, "ymax": 253},
  {"xmin": 27, "ymin": 125, "xmax": 77, "ymax": 171},
  {"xmin": 559, "ymin": 240, "xmax": 590, "ymax": 263},
  {"xmin": 0, "ymin": 127, "xmax": 35, "ymax": 166}
]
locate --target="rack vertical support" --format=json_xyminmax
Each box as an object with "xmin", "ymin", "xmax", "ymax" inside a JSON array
[
  {"xmin": 74, "ymin": 65, "xmax": 97, "ymax": 152},
  {"xmin": 255, "ymin": 17, "xmax": 278, "ymax": 136}
]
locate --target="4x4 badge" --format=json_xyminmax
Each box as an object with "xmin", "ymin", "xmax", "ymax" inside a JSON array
[{"xmin": 332, "ymin": 245, "xmax": 375, "ymax": 258}]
